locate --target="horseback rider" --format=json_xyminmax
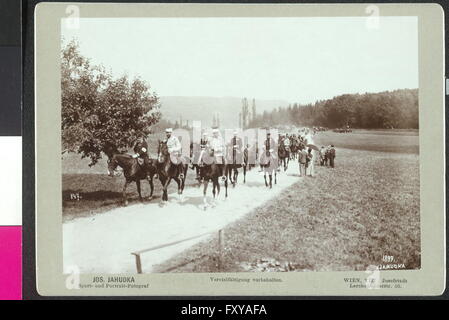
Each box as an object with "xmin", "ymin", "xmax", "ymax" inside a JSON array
[
  {"xmin": 165, "ymin": 128, "xmax": 183, "ymax": 166},
  {"xmin": 259, "ymin": 131, "xmax": 277, "ymax": 171},
  {"xmin": 200, "ymin": 132, "xmax": 209, "ymax": 150},
  {"xmin": 284, "ymin": 133, "xmax": 291, "ymax": 150},
  {"xmin": 209, "ymin": 128, "xmax": 226, "ymax": 181},
  {"xmin": 230, "ymin": 130, "xmax": 243, "ymax": 166},
  {"xmin": 132, "ymin": 136, "xmax": 151, "ymax": 175},
  {"xmin": 197, "ymin": 131, "xmax": 209, "ymax": 167},
  {"xmin": 264, "ymin": 131, "xmax": 277, "ymax": 156}
]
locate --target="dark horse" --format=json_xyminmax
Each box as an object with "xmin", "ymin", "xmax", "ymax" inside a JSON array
[
  {"xmin": 199, "ymin": 147, "xmax": 228, "ymax": 209},
  {"xmin": 107, "ymin": 153, "xmax": 157, "ymax": 206},
  {"xmin": 157, "ymin": 140, "xmax": 189, "ymax": 202},
  {"xmin": 278, "ymin": 140, "xmax": 290, "ymax": 171},
  {"xmin": 290, "ymin": 138, "xmax": 299, "ymax": 160},
  {"xmin": 225, "ymin": 144, "xmax": 244, "ymax": 187}
]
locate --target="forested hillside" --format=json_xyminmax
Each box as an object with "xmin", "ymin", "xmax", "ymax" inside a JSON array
[{"xmin": 248, "ymin": 89, "xmax": 418, "ymax": 129}]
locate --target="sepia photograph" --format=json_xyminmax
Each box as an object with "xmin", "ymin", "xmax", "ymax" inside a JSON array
[{"xmin": 59, "ymin": 15, "xmax": 420, "ymax": 275}]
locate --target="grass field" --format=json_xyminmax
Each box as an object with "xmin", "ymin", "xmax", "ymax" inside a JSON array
[
  {"xmin": 62, "ymin": 166, "xmax": 202, "ymax": 222},
  {"xmin": 314, "ymin": 129, "xmax": 419, "ymax": 154},
  {"xmin": 150, "ymin": 130, "xmax": 420, "ymax": 272}
]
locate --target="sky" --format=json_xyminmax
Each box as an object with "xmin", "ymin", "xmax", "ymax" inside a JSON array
[{"xmin": 61, "ymin": 17, "xmax": 418, "ymax": 104}]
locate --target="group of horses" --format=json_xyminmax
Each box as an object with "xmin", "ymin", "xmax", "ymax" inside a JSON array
[{"xmin": 106, "ymin": 136, "xmax": 306, "ymax": 209}]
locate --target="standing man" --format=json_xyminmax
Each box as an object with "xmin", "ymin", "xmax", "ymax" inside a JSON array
[
  {"xmin": 319, "ymin": 146, "xmax": 326, "ymax": 166},
  {"xmin": 329, "ymin": 144, "xmax": 336, "ymax": 168},
  {"xmin": 209, "ymin": 128, "xmax": 226, "ymax": 180},
  {"xmin": 306, "ymin": 148, "xmax": 314, "ymax": 176},
  {"xmin": 298, "ymin": 147, "xmax": 308, "ymax": 177}
]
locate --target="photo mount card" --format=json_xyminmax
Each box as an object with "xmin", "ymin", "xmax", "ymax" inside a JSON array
[{"xmin": 35, "ymin": 3, "xmax": 445, "ymax": 296}]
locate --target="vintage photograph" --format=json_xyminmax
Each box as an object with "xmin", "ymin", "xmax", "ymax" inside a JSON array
[{"xmin": 60, "ymin": 16, "xmax": 420, "ymax": 275}]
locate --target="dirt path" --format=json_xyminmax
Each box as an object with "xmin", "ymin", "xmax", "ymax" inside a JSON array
[{"xmin": 63, "ymin": 158, "xmax": 309, "ymax": 274}]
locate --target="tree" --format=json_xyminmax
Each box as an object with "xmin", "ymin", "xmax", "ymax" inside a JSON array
[
  {"xmin": 241, "ymin": 97, "xmax": 249, "ymax": 129},
  {"xmin": 61, "ymin": 40, "xmax": 161, "ymax": 166},
  {"xmin": 252, "ymin": 98, "xmax": 257, "ymax": 122}
]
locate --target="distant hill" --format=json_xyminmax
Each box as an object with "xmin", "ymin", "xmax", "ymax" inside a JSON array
[{"xmin": 158, "ymin": 96, "xmax": 289, "ymax": 129}]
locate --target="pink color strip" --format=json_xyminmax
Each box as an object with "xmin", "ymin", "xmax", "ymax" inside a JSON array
[{"xmin": 0, "ymin": 226, "xmax": 21, "ymax": 300}]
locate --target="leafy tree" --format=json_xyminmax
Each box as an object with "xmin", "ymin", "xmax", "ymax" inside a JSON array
[{"xmin": 61, "ymin": 40, "xmax": 161, "ymax": 166}]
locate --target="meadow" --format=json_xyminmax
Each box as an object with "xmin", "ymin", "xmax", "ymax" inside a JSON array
[{"xmin": 151, "ymin": 130, "xmax": 420, "ymax": 272}]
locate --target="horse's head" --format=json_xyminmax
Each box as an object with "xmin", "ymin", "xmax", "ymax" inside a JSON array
[
  {"xmin": 157, "ymin": 140, "xmax": 169, "ymax": 163},
  {"xmin": 107, "ymin": 154, "xmax": 119, "ymax": 177}
]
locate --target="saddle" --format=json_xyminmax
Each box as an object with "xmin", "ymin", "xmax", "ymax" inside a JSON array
[
  {"xmin": 170, "ymin": 153, "xmax": 187, "ymax": 166},
  {"xmin": 214, "ymin": 156, "xmax": 225, "ymax": 165},
  {"xmin": 259, "ymin": 153, "xmax": 271, "ymax": 168}
]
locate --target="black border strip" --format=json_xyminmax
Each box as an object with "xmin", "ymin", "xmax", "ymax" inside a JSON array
[{"xmin": 0, "ymin": 0, "xmax": 21, "ymax": 136}]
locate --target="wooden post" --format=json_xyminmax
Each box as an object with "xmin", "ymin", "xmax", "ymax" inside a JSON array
[
  {"xmin": 133, "ymin": 253, "xmax": 142, "ymax": 274},
  {"xmin": 218, "ymin": 229, "xmax": 223, "ymax": 270}
]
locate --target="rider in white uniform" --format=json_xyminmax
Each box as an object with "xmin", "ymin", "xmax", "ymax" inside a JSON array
[
  {"xmin": 165, "ymin": 128, "xmax": 182, "ymax": 164},
  {"xmin": 209, "ymin": 128, "xmax": 226, "ymax": 180}
]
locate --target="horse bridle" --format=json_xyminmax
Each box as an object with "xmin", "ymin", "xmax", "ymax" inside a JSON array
[
  {"xmin": 107, "ymin": 156, "xmax": 119, "ymax": 176},
  {"xmin": 158, "ymin": 141, "xmax": 168, "ymax": 163}
]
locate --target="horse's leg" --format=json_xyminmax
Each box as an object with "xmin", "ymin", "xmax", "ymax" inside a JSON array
[
  {"xmin": 136, "ymin": 179, "xmax": 143, "ymax": 202},
  {"xmin": 212, "ymin": 179, "xmax": 216, "ymax": 199},
  {"xmin": 173, "ymin": 176, "xmax": 183, "ymax": 202},
  {"xmin": 195, "ymin": 165, "xmax": 200, "ymax": 180},
  {"xmin": 216, "ymin": 176, "xmax": 221, "ymax": 198},
  {"xmin": 243, "ymin": 165, "xmax": 246, "ymax": 184},
  {"xmin": 179, "ymin": 165, "xmax": 186, "ymax": 193},
  {"xmin": 202, "ymin": 179, "xmax": 209, "ymax": 209},
  {"xmin": 162, "ymin": 177, "xmax": 172, "ymax": 202},
  {"xmin": 226, "ymin": 166, "xmax": 232, "ymax": 186},
  {"xmin": 264, "ymin": 173, "xmax": 268, "ymax": 187},
  {"xmin": 269, "ymin": 174, "xmax": 273, "ymax": 189},
  {"xmin": 122, "ymin": 180, "xmax": 130, "ymax": 206},
  {"xmin": 147, "ymin": 175, "xmax": 154, "ymax": 200},
  {"xmin": 275, "ymin": 171, "xmax": 277, "ymax": 185},
  {"xmin": 224, "ymin": 173, "xmax": 228, "ymax": 199}
]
